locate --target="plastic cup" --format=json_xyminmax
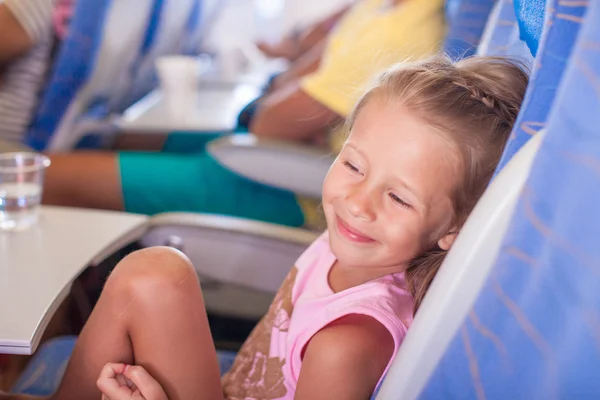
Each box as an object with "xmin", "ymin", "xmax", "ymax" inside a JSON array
[
  {"xmin": 155, "ymin": 56, "xmax": 202, "ymax": 120},
  {"xmin": 0, "ymin": 152, "xmax": 50, "ymax": 231}
]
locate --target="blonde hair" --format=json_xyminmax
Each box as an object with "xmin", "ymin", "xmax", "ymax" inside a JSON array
[{"xmin": 348, "ymin": 56, "xmax": 529, "ymax": 312}]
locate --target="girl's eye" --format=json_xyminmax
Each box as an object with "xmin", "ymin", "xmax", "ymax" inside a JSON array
[
  {"xmin": 343, "ymin": 160, "xmax": 361, "ymax": 174},
  {"xmin": 389, "ymin": 193, "xmax": 411, "ymax": 209}
]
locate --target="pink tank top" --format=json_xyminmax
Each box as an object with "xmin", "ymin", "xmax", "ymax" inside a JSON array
[{"xmin": 222, "ymin": 232, "xmax": 414, "ymax": 399}]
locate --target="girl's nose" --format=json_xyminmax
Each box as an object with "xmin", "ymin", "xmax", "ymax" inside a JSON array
[{"xmin": 345, "ymin": 186, "xmax": 376, "ymax": 222}]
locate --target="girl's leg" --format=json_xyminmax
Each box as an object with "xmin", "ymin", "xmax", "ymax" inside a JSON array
[{"xmin": 51, "ymin": 246, "xmax": 222, "ymax": 400}]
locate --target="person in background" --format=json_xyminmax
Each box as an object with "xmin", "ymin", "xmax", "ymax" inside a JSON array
[
  {"xmin": 0, "ymin": 0, "xmax": 54, "ymax": 145},
  {"xmin": 250, "ymin": 0, "xmax": 446, "ymax": 138},
  {"xmin": 0, "ymin": 0, "xmax": 75, "ymax": 148},
  {"xmin": 42, "ymin": 0, "xmax": 446, "ymax": 231},
  {"xmin": 52, "ymin": 0, "xmax": 74, "ymax": 40}
]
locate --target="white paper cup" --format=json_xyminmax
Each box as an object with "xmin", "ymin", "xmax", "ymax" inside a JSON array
[{"xmin": 155, "ymin": 56, "xmax": 202, "ymax": 119}]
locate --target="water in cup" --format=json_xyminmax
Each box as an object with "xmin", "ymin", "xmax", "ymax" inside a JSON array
[
  {"xmin": 0, "ymin": 153, "xmax": 50, "ymax": 231},
  {"xmin": 0, "ymin": 182, "xmax": 42, "ymax": 230}
]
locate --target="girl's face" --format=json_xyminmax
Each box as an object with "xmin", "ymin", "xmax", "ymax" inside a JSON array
[{"xmin": 322, "ymin": 99, "xmax": 463, "ymax": 272}]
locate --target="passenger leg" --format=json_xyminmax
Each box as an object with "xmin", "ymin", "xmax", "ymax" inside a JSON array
[
  {"xmin": 43, "ymin": 150, "xmax": 304, "ymax": 227},
  {"xmin": 43, "ymin": 152, "xmax": 124, "ymax": 211}
]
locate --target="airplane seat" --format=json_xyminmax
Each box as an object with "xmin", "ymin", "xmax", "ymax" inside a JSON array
[
  {"xmin": 101, "ymin": 0, "xmax": 166, "ymax": 119},
  {"xmin": 494, "ymin": 0, "xmax": 586, "ymax": 170},
  {"xmin": 181, "ymin": 0, "xmax": 204, "ymax": 55},
  {"xmin": 443, "ymin": 0, "xmax": 496, "ymax": 59},
  {"xmin": 117, "ymin": 0, "xmax": 197, "ymax": 110},
  {"xmin": 374, "ymin": 0, "xmax": 592, "ymax": 398},
  {"xmin": 413, "ymin": 1, "xmax": 600, "ymax": 398},
  {"xmin": 23, "ymin": 0, "xmax": 157, "ymax": 151},
  {"xmin": 477, "ymin": 0, "xmax": 534, "ymax": 66}
]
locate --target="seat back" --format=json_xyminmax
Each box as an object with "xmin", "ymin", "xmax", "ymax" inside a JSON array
[
  {"xmin": 104, "ymin": 0, "xmax": 166, "ymax": 114},
  {"xmin": 514, "ymin": 0, "xmax": 546, "ymax": 56},
  {"xmin": 120, "ymin": 0, "xmax": 197, "ymax": 108},
  {"xmin": 24, "ymin": 0, "xmax": 156, "ymax": 151},
  {"xmin": 477, "ymin": 0, "xmax": 533, "ymax": 65},
  {"xmin": 494, "ymin": 0, "xmax": 586, "ymax": 171},
  {"xmin": 415, "ymin": 1, "xmax": 599, "ymax": 397},
  {"xmin": 181, "ymin": 0, "xmax": 204, "ymax": 55},
  {"xmin": 375, "ymin": 0, "xmax": 589, "ymax": 398},
  {"xmin": 443, "ymin": 0, "xmax": 496, "ymax": 59},
  {"xmin": 375, "ymin": 125, "xmax": 546, "ymax": 400}
]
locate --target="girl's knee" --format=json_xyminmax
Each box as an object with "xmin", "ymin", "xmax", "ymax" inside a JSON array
[{"xmin": 106, "ymin": 247, "xmax": 198, "ymax": 298}]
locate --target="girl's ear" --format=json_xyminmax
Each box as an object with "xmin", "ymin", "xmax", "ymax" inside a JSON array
[{"xmin": 437, "ymin": 228, "xmax": 458, "ymax": 251}]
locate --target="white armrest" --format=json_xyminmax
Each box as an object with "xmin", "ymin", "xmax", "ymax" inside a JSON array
[
  {"xmin": 141, "ymin": 213, "xmax": 319, "ymax": 319},
  {"xmin": 207, "ymin": 134, "xmax": 335, "ymax": 199}
]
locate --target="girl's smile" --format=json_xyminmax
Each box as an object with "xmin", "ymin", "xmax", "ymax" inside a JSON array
[{"xmin": 335, "ymin": 214, "xmax": 377, "ymax": 244}]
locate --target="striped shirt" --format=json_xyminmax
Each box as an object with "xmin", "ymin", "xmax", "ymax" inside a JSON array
[{"xmin": 0, "ymin": 0, "xmax": 55, "ymax": 143}]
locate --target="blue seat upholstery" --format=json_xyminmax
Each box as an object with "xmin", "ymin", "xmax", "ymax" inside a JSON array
[
  {"xmin": 494, "ymin": 0, "xmax": 587, "ymax": 171},
  {"xmin": 418, "ymin": 1, "xmax": 598, "ymax": 398},
  {"xmin": 120, "ymin": 0, "xmax": 197, "ymax": 108},
  {"xmin": 11, "ymin": 337, "xmax": 77, "ymax": 396},
  {"xmin": 24, "ymin": 0, "xmax": 158, "ymax": 151},
  {"xmin": 139, "ymin": 0, "xmax": 166, "ymax": 60},
  {"xmin": 374, "ymin": 0, "xmax": 582, "ymax": 398},
  {"xmin": 11, "ymin": 335, "xmax": 237, "ymax": 395},
  {"xmin": 182, "ymin": 0, "xmax": 204, "ymax": 55},
  {"xmin": 444, "ymin": 0, "xmax": 497, "ymax": 59},
  {"xmin": 514, "ymin": 0, "xmax": 546, "ymax": 56},
  {"xmin": 477, "ymin": 0, "xmax": 533, "ymax": 64},
  {"xmin": 24, "ymin": 0, "xmax": 112, "ymax": 151},
  {"xmin": 77, "ymin": 0, "xmax": 166, "ymax": 149}
]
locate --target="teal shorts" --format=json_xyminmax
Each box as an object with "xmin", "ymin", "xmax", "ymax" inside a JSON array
[{"xmin": 118, "ymin": 134, "xmax": 305, "ymax": 227}]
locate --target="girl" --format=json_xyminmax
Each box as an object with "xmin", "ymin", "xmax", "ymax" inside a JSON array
[{"xmin": 8, "ymin": 55, "xmax": 528, "ymax": 400}]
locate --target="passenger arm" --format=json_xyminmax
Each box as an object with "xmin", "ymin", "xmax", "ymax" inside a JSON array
[
  {"xmin": 249, "ymin": 81, "xmax": 342, "ymax": 141},
  {"xmin": 0, "ymin": 4, "xmax": 34, "ymax": 65},
  {"xmin": 269, "ymin": 39, "xmax": 327, "ymax": 92}
]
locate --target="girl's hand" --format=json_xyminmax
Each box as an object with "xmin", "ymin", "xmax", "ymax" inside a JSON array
[{"xmin": 97, "ymin": 363, "xmax": 168, "ymax": 400}]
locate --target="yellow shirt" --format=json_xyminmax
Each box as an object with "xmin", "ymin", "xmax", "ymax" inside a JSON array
[
  {"xmin": 298, "ymin": 0, "xmax": 446, "ymax": 229},
  {"xmin": 301, "ymin": 0, "xmax": 446, "ymax": 119}
]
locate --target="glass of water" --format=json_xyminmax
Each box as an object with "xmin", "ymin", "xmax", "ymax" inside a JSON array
[{"xmin": 0, "ymin": 152, "xmax": 50, "ymax": 231}]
